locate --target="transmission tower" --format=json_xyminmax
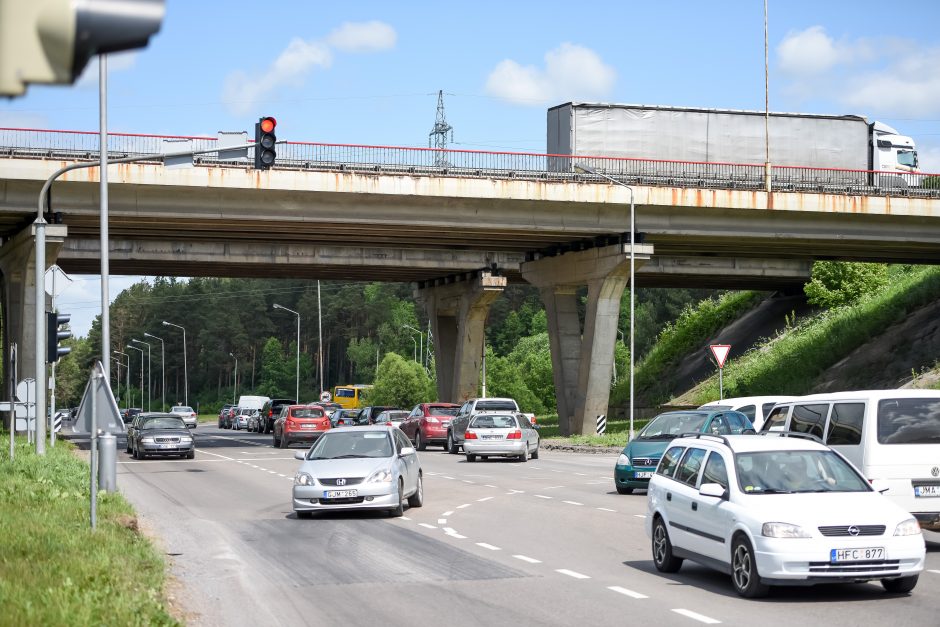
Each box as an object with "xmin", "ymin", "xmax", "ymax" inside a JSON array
[{"xmin": 429, "ymin": 90, "xmax": 453, "ymax": 166}]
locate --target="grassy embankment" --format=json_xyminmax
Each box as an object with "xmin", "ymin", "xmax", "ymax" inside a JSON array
[{"xmin": 0, "ymin": 437, "xmax": 178, "ymax": 626}]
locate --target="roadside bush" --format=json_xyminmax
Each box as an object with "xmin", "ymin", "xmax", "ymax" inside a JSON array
[
  {"xmin": 804, "ymin": 261, "xmax": 888, "ymax": 308},
  {"xmin": 368, "ymin": 352, "xmax": 434, "ymax": 407}
]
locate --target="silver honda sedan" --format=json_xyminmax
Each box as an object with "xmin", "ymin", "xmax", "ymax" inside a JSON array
[{"xmin": 292, "ymin": 425, "xmax": 423, "ymax": 518}]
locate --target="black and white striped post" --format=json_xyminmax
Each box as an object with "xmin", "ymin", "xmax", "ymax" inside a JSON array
[{"xmin": 596, "ymin": 414, "xmax": 607, "ymax": 435}]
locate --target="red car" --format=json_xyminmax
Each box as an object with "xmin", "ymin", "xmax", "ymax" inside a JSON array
[
  {"xmin": 400, "ymin": 402, "xmax": 461, "ymax": 450},
  {"xmin": 273, "ymin": 405, "xmax": 330, "ymax": 449}
]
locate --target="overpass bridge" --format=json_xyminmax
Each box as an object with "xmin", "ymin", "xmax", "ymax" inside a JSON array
[{"xmin": 2, "ymin": 127, "xmax": 940, "ymax": 434}]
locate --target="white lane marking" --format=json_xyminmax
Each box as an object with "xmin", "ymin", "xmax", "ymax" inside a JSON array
[
  {"xmin": 457, "ymin": 503, "xmax": 472, "ymax": 509},
  {"xmin": 574, "ymin": 472, "xmax": 587, "ymax": 476},
  {"xmin": 513, "ymin": 554, "xmax": 542, "ymax": 564},
  {"xmin": 277, "ymin": 474, "xmax": 286, "ymax": 478},
  {"xmin": 401, "ymin": 516, "xmax": 411, "ymax": 521},
  {"xmin": 476, "ymin": 496, "xmax": 494, "ymax": 502},
  {"xmin": 562, "ymin": 500, "xmax": 583, "ymax": 506},
  {"xmin": 443, "ymin": 528, "xmax": 467, "ymax": 539},
  {"xmin": 462, "ymin": 480, "xmax": 475, "ymax": 484},
  {"xmin": 442, "ymin": 510, "xmax": 455, "ymax": 517},
  {"xmin": 484, "ymin": 484, "xmax": 498, "ymax": 488},
  {"xmin": 671, "ymin": 609, "xmax": 721, "ymax": 624},
  {"xmin": 506, "ymin": 489, "xmax": 524, "ymax": 495},
  {"xmin": 608, "ymin": 586, "xmax": 648, "ymax": 599},
  {"xmin": 438, "ymin": 519, "xmax": 448, "ymax": 525},
  {"xmin": 555, "ymin": 569, "xmax": 590, "ymax": 579},
  {"xmin": 476, "ymin": 543, "xmax": 501, "ymax": 551},
  {"xmin": 197, "ymin": 449, "xmax": 237, "ymax": 461},
  {"xmin": 250, "ymin": 465, "xmax": 260, "ymax": 469},
  {"xmin": 550, "ymin": 469, "xmax": 564, "ymax": 473},
  {"xmin": 543, "ymin": 485, "xmax": 565, "ymax": 490},
  {"xmin": 418, "ymin": 523, "xmax": 437, "ymax": 529},
  {"xmin": 267, "ymin": 470, "xmax": 277, "ymax": 474},
  {"xmin": 929, "ymin": 569, "xmax": 940, "ymax": 574},
  {"xmin": 597, "ymin": 507, "xmax": 617, "ymax": 512},
  {"xmin": 634, "ymin": 514, "xmax": 647, "ymax": 519},
  {"xmin": 534, "ymin": 495, "xmax": 553, "ymax": 499},
  {"xmin": 442, "ymin": 476, "xmax": 455, "ymax": 480}
]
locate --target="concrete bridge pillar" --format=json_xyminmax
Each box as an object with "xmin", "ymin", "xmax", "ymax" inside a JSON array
[
  {"xmin": 415, "ymin": 270, "xmax": 507, "ymax": 402},
  {"xmin": 522, "ymin": 243, "xmax": 653, "ymax": 436},
  {"xmin": 0, "ymin": 224, "xmax": 68, "ymax": 428}
]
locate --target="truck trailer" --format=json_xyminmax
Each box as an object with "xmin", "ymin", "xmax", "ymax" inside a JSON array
[{"xmin": 547, "ymin": 102, "xmax": 918, "ymax": 176}]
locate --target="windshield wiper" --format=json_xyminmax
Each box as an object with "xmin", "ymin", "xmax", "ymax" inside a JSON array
[{"xmin": 330, "ymin": 454, "xmax": 367, "ymax": 459}]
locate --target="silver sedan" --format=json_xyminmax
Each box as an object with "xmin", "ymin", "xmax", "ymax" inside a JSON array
[
  {"xmin": 292, "ymin": 425, "xmax": 423, "ymax": 518},
  {"xmin": 463, "ymin": 413, "xmax": 539, "ymax": 462}
]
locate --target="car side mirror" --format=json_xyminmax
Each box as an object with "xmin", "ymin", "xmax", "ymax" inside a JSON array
[
  {"xmin": 293, "ymin": 452, "xmax": 306, "ymax": 461},
  {"xmin": 399, "ymin": 446, "xmax": 416, "ymax": 456},
  {"xmin": 699, "ymin": 482, "xmax": 727, "ymax": 499}
]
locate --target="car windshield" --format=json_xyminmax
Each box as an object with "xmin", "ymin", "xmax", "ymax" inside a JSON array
[
  {"xmin": 141, "ymin": 417, "xmax": 187, "ymax": 430},
  {"xmin": 470, "ymin": 414, "xmax": 518, "ymax": 429},
  {"xmin": 173, "ymin": 406, "xmax": 194, "ymax": 413},
  {"xmin": 307, "ymin": 432, "xmax": 393, "ymax": 459},
  {"xmin": 735, "ymin": 450, "xmax": 871, "ymax": 494},
  {"xmin": 638, "ymin": 413, "xmax": 707, "ymax": 439},
  {"xmin": 877, "ymin": 398, "xmax": 940, "ymax": 444}
]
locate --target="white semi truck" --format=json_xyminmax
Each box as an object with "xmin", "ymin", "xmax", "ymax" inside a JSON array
[{"xmin": 547, "ymin": 102, "xmax": 918, "ymax": 176}]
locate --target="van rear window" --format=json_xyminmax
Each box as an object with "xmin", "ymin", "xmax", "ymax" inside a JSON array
[
  {"xmin": 476, "ymin": 401, "xmax": 517, "ymax": 411},
  {"xmin": 878, "ymin": 398, "xmax": 940, "ymax": 444}
]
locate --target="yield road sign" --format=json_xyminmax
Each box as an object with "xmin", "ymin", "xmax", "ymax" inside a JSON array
[{"xmin": 709, "ymin": 344, "xmax": 731, "ymax": 369}]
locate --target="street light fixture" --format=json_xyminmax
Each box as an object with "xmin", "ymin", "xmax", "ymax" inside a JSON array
[
  {"xmin": 403, "ymin": 324, "xmax": 423, "ymax": 365},
  {"xmin": 113, "ymin": 350, "xmax": 130, "ymax": 409},
  {"xmin": 229, "ymin": 352, "xmax": 238, "ymax": 405},
  {"xmin": 574, "ymin": 162, "xmax": 637, "ymax": 441},
  {"xmin": 126, "ymin": 345, "xmax": 145, "ymax": 410},
  {"xmin": 144, "ymin": 332, "xmax": 165, "ymax": 411},
  {"xmin": 131, "ymin": 339, "xmax": 152, "ymax": 412},
  {"xmin": 272, "ymin": 304, "xmax": 300, "ymax": 402},
  {"xmin": 162, "ymin": 321, "xmax": 187, "ymax": 406}
]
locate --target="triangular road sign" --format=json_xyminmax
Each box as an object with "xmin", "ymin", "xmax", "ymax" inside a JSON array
[
  {"xmin": 74, "ymin": 361, "xmax": 124, "ymax": 434},
  {"xmin": 709, "ymin": 344, "xmax": 731, "ymax": 369}
]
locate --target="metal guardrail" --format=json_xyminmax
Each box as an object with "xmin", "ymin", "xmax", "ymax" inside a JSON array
[{"xmin": 1, "ymin": 127, "xmax": 938, "ymax": 198}]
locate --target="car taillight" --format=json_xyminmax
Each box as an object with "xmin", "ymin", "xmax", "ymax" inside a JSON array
[
  {"xmin": 507, "ymin": 430, "xmax": 522, "ymax": 439},
  {"xmin": 465, "ymin": 430, "xmax": 477, "ymax": 439},
  {"xmin": 268, "ymin": 410, "xmax": 273, "ymax": 417},
  {"xmin": 286, "ymin": 419, "xmax": 296, "ymax": 429},
  {"xmin": 426, "ymin": 417, "xmax": 440, "ymax": 424}
]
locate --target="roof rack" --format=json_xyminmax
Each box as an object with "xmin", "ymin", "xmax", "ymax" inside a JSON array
[
  {"xmin": 756, "ymin": 431, "xmax": 823, "ymax": 444},
  {"xmin": 675, "ymin": 432, "xmax": 731, "ymax": 446}
]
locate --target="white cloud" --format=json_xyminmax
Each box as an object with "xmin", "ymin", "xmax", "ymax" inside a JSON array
[
  {"xmin": 326, "ymin": 21, "xmax": 396, "ymax": 52},
  {"xmin": 75, "ymin": 52, "xmax": 139, "ymax": 87},
  {"xmin": 485, "ymin": 43, "xmax": 616, "ymax": 105},
  {"xmin": 0, "ymin": 110, "xmax": 49, "ymax": 128},
  {"xmin": 222, "ymin": 21, "xmax": 395, "ymax": 116}
]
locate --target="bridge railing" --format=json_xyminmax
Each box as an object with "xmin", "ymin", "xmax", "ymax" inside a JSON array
[{"xmin": 1, "ymin": 127, "xmax": 938, "ymax": 198}]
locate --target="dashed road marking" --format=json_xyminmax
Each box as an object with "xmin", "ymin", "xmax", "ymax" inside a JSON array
[
  {"xmin": 608, "ymin": 586, "xmax": 647, "ymax": 599},
  {"xmin": 419, "ymin": 523, "xmax": 437, "ymax": 529},
  {"xmin": 634, "ymin": 514, "xmax": 647, "ymax": 519},
  {"xmin": 543, "ymin": 485, "xmax": 565, "ymax": 490},
  {"xmin": 277, "ymin": 474, "xmax": 286, "ymax": 478},
  {"xmin": 443, "ymin": 476, "xmax": 455, "ymax": 480},
  {"xmin": 484, "ymin": 484, "xmax": 498, "ymax": 488},
  {"xmin": 929, "ymin": 569, "xmax": 940, "ymax": 574},
  {"xmin": 534, "ymin": 495, "xmax": 553, "ymax": 499},
  {"xmin": 437, "ymin": 519, "xmax": 447, "ymax": 525},
  {"xmin": 513, "ymin": 555, "xmax": 542, "ymax": 564},
  {"xmin": 401, "ymin": 516, "xmax": 411, "ymax": 521},
  {"xmin": 462, "ymin": 480, "xmax": 475, "ymax": 484},
  {"xmin": 671, "ymin": 609, "xmax": 720, "ymax": 624},
  {"xmin": 597, "ymin": 507, "xmax": 616, "ymax": 512},
  {"xmin": 443, "ymin": 528, "xmax": 466, "ymax": 539},
  {"xmin": 476, "ymin": 543, "xmax": 501, "ymax": 551},
  {"xmin": 556, "ymin": 569, "xmax": 590, "ymax": 579},
  {"xmin": 442, "ymin": 510, "xmax": 455, "ymax": 517},
  {"xmin": 506, "ymin": 489, "xmax": 524, "ymax": 495},
  {"xmin": 476, "ymin": 496, "xmax": 494, "ymax": 502},
  {"xmin": 457, "ymin": 503, "xmax": 472, "ymax": 509},
  {"xmin": 562, "ymin": 500, "xmax": 583, "ymax": 506}
]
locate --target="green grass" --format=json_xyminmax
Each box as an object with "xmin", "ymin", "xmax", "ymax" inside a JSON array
[
  {"xmin": 538, "ymin": 413, "xmax": 649, "ymax": 446},
  {"xmin": 0, "ymin": 437, "xmax": 178, "ymax": 626}
]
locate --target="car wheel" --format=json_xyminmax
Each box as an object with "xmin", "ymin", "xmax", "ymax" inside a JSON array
[
  {"xmin": 389, "ymin": 480, "xmax": 405, "ymax": 517},
  {"xmin": 416, "ymin": 431, "xmax": 427, "ymax": 451},
  {"xmin": 531, "ymin": 443, "xmax": 539, "ymax": 459},
  {"xmin": 731, "ymin": 535, "xmax": 770, "ymax": 598},
  {"xmin": 882, "ymin": 575, "xmax": 918, "ymax": 594},
  {"xmin": 296, "ymin": 510, "xmax": 312, "ymax": 520},
  {"xmin": 272, "ymin": 433, "xmax": 280, "ymax": 447},
  {"xmin": 447, "ymin": 432, "xmax": 459, "ymax": 454},
  {"xmin": 407, "ymin": 473, "xmax": 424, "ymax": 508},
  {"xmin": 466, "ymin": 453, "xmax": 477, "ymax": 463},
  {"xmin": 651, "ymin": 516, "xmax": 683, "ymax": 573},
  {"xmin": 187, "ymin": 449, "xmax": 195, "ymax": 460},
  {"xmin": 518, "ymin": 448, "xmax": 528, "ymax": 462},
  {"xmin": 616, "ymin": 485, "xmax": 634, "ymax": 495}
]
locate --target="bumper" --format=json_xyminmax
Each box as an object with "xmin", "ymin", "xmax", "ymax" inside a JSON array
[
  {"xmin": 141, "ymin": 443, "xmax": 194, "ymax": 456},
  {"xmin": 614, "ymin": 464, "xmax": 655, "ymax": 490},
  {"xmin": 464, "ymin": 440, "xmax": 526, "ymax": 456},
  {"xmin": 183, "ymin": 420, "xmax": 197, "ymax": 428},
  {"xmin": 753, "ymin": 534, "xmax": 925, "ymax": 584},
  {"xmin": 293, "ymin": 483, "xmax": 399, "ymax": 512},
  {"xmin": 283, "ymin": 430, "xmax": 327, "ymax": 443},
  {"xmin": 421, "ymin": 425, "xmax": 449, "ymax": 442}
]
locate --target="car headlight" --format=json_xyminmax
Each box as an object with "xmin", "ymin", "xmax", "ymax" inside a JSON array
[
  {"xmin": 894, "ymin": 518, "xmax": 921, "ymax": 536},
  {"xmin": 140, "ymin": 437, "xmax": 155, "ymax": 444},
  {"xmin": 762, "ymin": 522, "xmax": 811, "ymax": 538},
  {"xmin": 367, "ymin": 467, "xmax": 393, "ymax": 483},
  {"xmin": 294, "ymin": 472, "xmax": 315, "ymax": 486},
  {"xmin": 180, "ymin": 437, "xmax": 193, "ymax": 444},
  {"xmin": 617, "ymin": 453, "xmax": 630, "ymax": 466}
]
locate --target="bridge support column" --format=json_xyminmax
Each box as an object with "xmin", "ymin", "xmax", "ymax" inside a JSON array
[
  {"xmin": 522, "ymin": 243, "xmax": 653, "ymax": 436},
  {"xmin": 0, "ymin": 225, "xmax": 68, "ymax": 429},
  {"xmin": 415, "ymin": 271, "xmax": 506, "ymax": 403}
]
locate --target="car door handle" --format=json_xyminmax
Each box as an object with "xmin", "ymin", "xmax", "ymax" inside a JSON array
[
  {"xmin": 691, "ymin": 502, "xmax": 698, "ymax": 511},
  {"xmin": 666, "ymin": 492, "xmax": 672, "ymax": 501}
]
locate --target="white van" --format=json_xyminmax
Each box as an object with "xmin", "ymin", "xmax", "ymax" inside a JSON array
[
  {"xmin": 237, "ymin": 395, "xmax": 269, "ymax": 412},
  {"xmin": 698, "ymin": 395, "xmax": 798, "ymax": 430},
  {"xmin": 760, "ymin": 389, "xmax": 940, "ymax": 531}
]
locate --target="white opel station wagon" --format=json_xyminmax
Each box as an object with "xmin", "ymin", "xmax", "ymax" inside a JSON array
[{"xmin": 646, "ymin": 432, "xmax": 925, "ymax": 597}]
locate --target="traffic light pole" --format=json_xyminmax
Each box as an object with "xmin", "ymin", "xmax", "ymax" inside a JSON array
[{"xmin": 32, "ymin": 140, "xmax": 270, "ymax": 454}]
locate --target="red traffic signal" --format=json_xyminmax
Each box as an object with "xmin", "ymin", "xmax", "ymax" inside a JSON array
[
  {"xmin": 260, "ymin": 117, "xmax": 276, "ymax": 133},
  {"xmin": 254, "ymin": 116, "xmax": 277, "ymax": 169}
]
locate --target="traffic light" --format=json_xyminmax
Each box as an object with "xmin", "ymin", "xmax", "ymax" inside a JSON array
[
  {"xmin": 254, "ymin": 117, "xmax": 277, "ymax": 169},
  {"xmin": 0, "ymin": 0, "xmax": 166, "ymax": 97},
  {"xmin": 46, "ymin": 311, "xmax": 71, "ymax": 363}
]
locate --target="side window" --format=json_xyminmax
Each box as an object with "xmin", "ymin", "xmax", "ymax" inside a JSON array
[
  {"xmin": 657, "ymin": 446, "xmax": 685, "ymax": 478},
  {"xmin": 396, "ymin": 430, "xmax": 411, "ymax": 451},
  {"xmin": 409, "ymin": 407, "xmax": 420, "ymax": 419},
  {"xmin": 737, "ymin": 405, "xmax": 757, "ymax": 423},
  {"xmin": 761, "ymin": 406, "xmax": 790, "ymax": 431},
  {"xmin": 761, "ymin": 402, "xmax": 777, "ymax": 418},
  {"xmin": 725, "ymin": 412, "xmax": 747, "ymax": 433},
  {"xmin": 517, "ymin": 414, "xmax": 532, "ymax": 429},
  {"xmin": 701, "ymin": 452, "xmax": 729, "ymax": 490},
  {"xmin": 826, "ymin": 402, "xmax": 864, "ymax": 445},
  {"xmin": 791, "ymin": 403, "xmax": 829, "ymax": 439},
  {"xmin": 708, "ymin": 415, "xmax": 730, "ymax": 435},
  {"xmin": 675, "ymin": 448, "xmax": 707, "ymax": 486}
]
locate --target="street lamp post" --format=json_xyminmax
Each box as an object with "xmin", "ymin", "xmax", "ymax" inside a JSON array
[
  {"xmin": 126, "ymin": 345, "xmax": 144, "ymax": 410},
  {"xmin": 229, "ymin": 352, "xmax": 238, "ymax": 405},
  {"xmin": 272, "ymin": 304, "xmax": 300, "ymax": 401},
  {"xmin": 113, "ymin": 351, "xmax": 130, "ymax": 409},
  {"xmin": 110, "ymin": 355, "xmax": 122, "ymax": 407},
  {"xmin": 162, "ymin": 321, "xmax": 187, "ymax": 406},
  {"xmin": 144, "ymin": 332, "xmax": 165, "ymax": 411},
  {"xmin": 131, "ymin": 339, "xmax": 152, "ymax": 412},
  {"xmin": 403, "ymin": 324, "xmax": 423, "ymax": 364},
  {"xmin": 574, "ymin": 163, "xmax": 637, "ymax": 440}
]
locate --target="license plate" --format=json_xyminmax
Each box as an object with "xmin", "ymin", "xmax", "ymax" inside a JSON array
[
  {"xmin": 914, "ymin": 485, "xmax": 940, "ymax": 497},
  {"xmin": 160, "ymin": 444, "xmax": 177, "ymax": 449},
  {"xmin": 324, "ymin": 490, "xmax": 357, "ymax": 499},
  {"xmin": 482, "ymin": 434, "xmax": 502, "ymax": 440},
  {"xmin": 830, "ymin": 547, "xmax": 884, "ymax": 562},
  {"xmin": 634, "ymin": 471, "xmax": 653, "ymax": 479},
  {"xmin": 301, "ymin": 424, "xmax": 315, "ymax": 429}
]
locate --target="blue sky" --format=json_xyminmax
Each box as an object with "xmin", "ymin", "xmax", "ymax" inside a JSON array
[{"xmin": 7, "ymin": 0, "xmax": 940, "ymax": 334}]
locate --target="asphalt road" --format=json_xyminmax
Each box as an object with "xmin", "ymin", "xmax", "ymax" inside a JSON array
[{"xmin": 111, "ymin": 425, "xmax": 940, "ymax": 627}]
